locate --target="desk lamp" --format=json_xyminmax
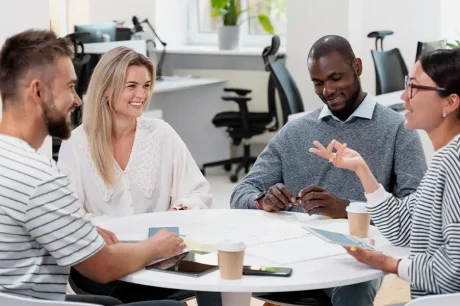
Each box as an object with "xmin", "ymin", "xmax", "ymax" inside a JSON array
[{"xmin": 132, "ymin": 15, "xmax": 167, "ymax": 80}]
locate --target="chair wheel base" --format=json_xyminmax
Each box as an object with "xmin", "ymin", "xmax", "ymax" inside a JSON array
[
  {"xmin": 224, "ymin": 164, "xmax": 232, "ymax": 172},
  {"xmin": 230, "ymin": 174, "xmax": 238, "ymax": 183}
]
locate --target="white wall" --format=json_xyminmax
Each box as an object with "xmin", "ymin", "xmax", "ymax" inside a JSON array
[
  {"xmin": 0, "ymin": 0, "xmax": 52, "ymax": 158},
  {"xmin": 440, "ymin": 0, "xmax": 460, "ymax": 42},
  {"xmin": 154, "ymin": 0, "xmax": 187, "ymax": 46},
  {"xmin": 286, "ymin": 0, "xmax": 351, "ymax": 111},
  {"xmin": 89, "ymin": 0, "xmax": 156, "ymax": 28},
  {"xmin": 49, "ymin": 0, "xmax": 67, "ymax": 36},
  {"xmin": 287, "ymin": 0, "xmax": 443, "ymax": 111},
  {"xmin": 67, "ymin": 0, "xmax": 91, "ymax": 33}
]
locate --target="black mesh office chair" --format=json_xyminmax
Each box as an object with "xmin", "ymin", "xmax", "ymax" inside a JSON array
[
  {"xmin": 68, "ymin": 268, "xmax": 195, "ymax": 303},
  {"xmin": 367, "ymin": 30, "xmax": 393, "ymax": 51},
  {"xmin": 371, "ymin": 48, "xmax": 408, "ymax": 95},
  {"xmin": 201, "ymin": 36, "xmax": 304, "ymax": 182},
  {"xmin": 268, "ymin": 52, "xmax": 305, "ymax": 125},
  {"xmin": 66, "ymin": 31, "xmax": 92, "ymax": 126},
  {"xmin": 53, "ymin": 32, "xmax": 92, "ymax": 161}
]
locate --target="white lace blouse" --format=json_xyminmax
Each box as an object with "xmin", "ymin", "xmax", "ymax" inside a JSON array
[{"xmin": 57, "ymin": 117, "xmax": 212, "ymax": 223}]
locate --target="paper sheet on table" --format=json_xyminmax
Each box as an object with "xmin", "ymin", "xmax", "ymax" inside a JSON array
[
  {"xmin": 183, "ymin": 236, "xmax": 217, "ymax": 253},
  {"xmin": 245, "ymin": 234, "xmax": 346, "ymax": 265}
]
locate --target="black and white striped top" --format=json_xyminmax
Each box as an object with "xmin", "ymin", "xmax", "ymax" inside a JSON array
[
  {"xmin": 367, "ymin": 135, "xmax": 460, "ymax": 298},
  {"xmin": 0, "ymin": 135, "xmax": 104, "ymax": 301}
]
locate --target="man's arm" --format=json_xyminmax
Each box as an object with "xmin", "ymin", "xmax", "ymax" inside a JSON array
[
  {"xmin": 230, "ymin": 132, "xmax": 285, "ymax": 210},
  {"xmin": 74, "ymin": 228, "xmax": 184, "ymax": 283},
  {"xmin": 26, "ymin": 174, "xmax": 184, "ymax": 284},
  {"xmin": 392, "ymin": 123, "xmax": 427, "ymax": 197}
]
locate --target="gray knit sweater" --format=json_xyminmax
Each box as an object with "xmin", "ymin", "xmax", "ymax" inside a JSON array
[{"xmin": 230, "ymin": 103, "xmax": 427, "ymax": 211}]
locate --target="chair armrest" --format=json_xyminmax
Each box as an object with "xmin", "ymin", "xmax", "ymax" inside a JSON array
[
  {"xmin": 221, "ymin": 97, "xmax": 250, "ymax": 130},
  {"xmin": 221, "ymin": 96, "xmax": 251, "ymax": 103},
  {"xmin": 224, "ymin": 87, "xmax": 252, "ymax": 96}
]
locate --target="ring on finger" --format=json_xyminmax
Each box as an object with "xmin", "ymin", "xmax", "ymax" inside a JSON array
[{"xmin": 329, "ymin": 153, "xmax": 336, "ymax": 163}]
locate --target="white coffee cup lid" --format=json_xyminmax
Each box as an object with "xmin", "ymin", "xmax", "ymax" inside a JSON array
[
  {"xmin": 217, "ymin": 239, "xmax": 246, "ymax": 252},
  {"xmin": 346, "ymin": 202, "xmax": 368, "ymax": 214}
]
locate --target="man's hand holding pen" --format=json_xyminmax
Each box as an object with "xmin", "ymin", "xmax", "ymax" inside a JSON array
[
  {"xmin": 258, "ymin": 183, "xmax": 301, "ymax": 212},
  {"xmin": 298, "ymin": 185, "xmax": 349, "ymax": 218},
  {"xmin": 258, "ymin": 183, "xmax": 349, "ymax": 218}
]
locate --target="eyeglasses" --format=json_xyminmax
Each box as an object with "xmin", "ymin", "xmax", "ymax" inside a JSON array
[{"xmin": 404, "ymin": 76, "xmax": 449, "ymax": 99}]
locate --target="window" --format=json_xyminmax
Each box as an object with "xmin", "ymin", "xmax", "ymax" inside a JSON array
[{"xmin": 187, "ymin": 0, "xmax": 287, "ymax": 47}]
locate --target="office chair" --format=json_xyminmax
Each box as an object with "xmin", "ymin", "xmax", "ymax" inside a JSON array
[
  {"xmin": 201, "ymin": 35, "xmax": 304, "ymax": 183},
  {"xmin": 367, "ymin": 30, "xmax": 394, "ymax": 51},
  {"xmin": 68, "ymin": 268, "xmax": 195, "ymax": 304},
  {"xmin": 65, "ymin": 32, "xmax": 92, "ymax": 126},
  {"xmin": 0, "ymin": 292, "xmax": 94, "ymax": 306},
  {"xmin": 371, "ymin": 48, "xmax": 408, "ymax": 95},
  {"xmin": 52, "ymin": 33, "xmax": 92, "ymax": 161}
]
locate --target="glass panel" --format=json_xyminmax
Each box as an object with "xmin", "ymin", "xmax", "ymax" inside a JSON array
[
  {"xmin": 198, "ymin": 0, "xmax": 220, "ymax": 33},
  {"xmin": 247, "ymin": 0, "xmax": 287, "ymax": 35}
]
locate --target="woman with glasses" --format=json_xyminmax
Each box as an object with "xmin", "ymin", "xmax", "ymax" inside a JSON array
[{"xmin": 310, "ymin": 48, "xmax": 460, "ymax": 303}]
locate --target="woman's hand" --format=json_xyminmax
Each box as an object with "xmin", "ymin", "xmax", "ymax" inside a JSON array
[
  {"xmin": 309, "ymin": 140, "xmax": 366, "ymax": 172},
  {"xmin": 345, "ymin": 246, "xmax": 400, "ymax": 274},
  {"xmin": 168, "ymin": 204, "xmax": 188, "ymax": 211},
  {"xmin": 309, "ymin": 140, "xmax": 381, "ymax": 194}
]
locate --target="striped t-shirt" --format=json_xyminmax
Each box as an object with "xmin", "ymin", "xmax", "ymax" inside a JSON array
[
  {"xmin": 0, "ymin": 135, "xmax": 104, "ymax": 301},
  {"xmin": 367, "ymin": 134, "xmax": 460, "ymax": 298}
]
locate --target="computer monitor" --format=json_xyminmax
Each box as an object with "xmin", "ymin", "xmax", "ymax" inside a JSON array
[
  {"xmin": 74, "ymin": 23, "xmax": 117, "ymax": 43},
  {"xmin": 415, "ymin": 39, "xmax": 447, "ymax": 62},
  {"xmin": 116, "ymin": 27, "xmax": 133, "ymax": 41}
]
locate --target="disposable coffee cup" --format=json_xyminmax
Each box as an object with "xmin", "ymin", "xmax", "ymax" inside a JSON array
[
  {"xmin": 216, "ymin": 240, "xmax": 246, "ymax": 280},
  {"xmin": 346, "ymin": 202, "xmax": 370, "ymax": 238}
]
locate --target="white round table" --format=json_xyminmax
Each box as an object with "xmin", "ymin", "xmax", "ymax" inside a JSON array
[{"xmin": 98, "ymin": 209, "xmax": 409, "ymax": 306}]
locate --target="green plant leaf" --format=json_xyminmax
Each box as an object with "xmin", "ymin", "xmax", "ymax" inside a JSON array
[
  {"xmin": 447, "ymin": 43, "xmax": 459, "ymax": 49},
  {"xmin": 258, "ymin": 14, "xmax": 275, "ymax": 34},
  {"xmin": 211, "ymin": 7, "xmax": 227, "ymax": 17},
  {"xmin": 210, "ymin": 0, "xmax": 228, "ymax": 10},
  {"xmin": 456, "ymin": 40, "xmax": 460, "ymax": 46},
  {"xmin": 211, "ymin": 0, "xmax": 244, "ymax": 25}
]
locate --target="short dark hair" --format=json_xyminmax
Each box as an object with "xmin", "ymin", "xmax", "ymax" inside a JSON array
[
  {"xmin": 308, "ymin": 35, "xmax": 356, "ymax": 67},
  {"xmin": 0, "ymin": 29, "xmax": 73, "ymax": 103},
  {"xmin": 420, "ymin": 48, "xmax": 460, "ymax": 119}
]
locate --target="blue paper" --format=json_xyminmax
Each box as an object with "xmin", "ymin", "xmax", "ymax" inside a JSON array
[{"xmin": 149, "ymin": 227, "xmax": 180, "ymax": 237}]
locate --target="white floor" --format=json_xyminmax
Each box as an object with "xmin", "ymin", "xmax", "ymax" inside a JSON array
[{"xmin": 205, "ymin": 167, "xmax": 242, "ymax": 210}]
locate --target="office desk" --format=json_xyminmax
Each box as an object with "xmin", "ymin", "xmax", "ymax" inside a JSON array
[
  {"xmin": 149, "ymin": 76, "xmax": 229, "ymax": 167},
  {"xmin": 374, "ymin": 90, "xmax": 404, "ymax": 108},
  {"xmin": 99, "ymin": 210, "xmax": 409, "ymax": 306}
]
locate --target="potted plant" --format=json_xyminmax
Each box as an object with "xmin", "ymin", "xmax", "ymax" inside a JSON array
[{"xmin": 211, "ymin": 0, "xmax": 274, "ymax": 50}]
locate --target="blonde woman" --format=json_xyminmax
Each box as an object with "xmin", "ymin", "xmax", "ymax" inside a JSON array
[
  {"xmin": 58, "ymin": 46, "xmax": 211, "ymax": 222},
  {"xmin": 58, "ymin": 47, "xmax": 219, "ymax": 305}
]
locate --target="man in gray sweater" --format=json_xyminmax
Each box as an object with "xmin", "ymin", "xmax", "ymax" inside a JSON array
[{"xmin": 230, "ymin": 36, "xmax": 427, "ymax": 306}]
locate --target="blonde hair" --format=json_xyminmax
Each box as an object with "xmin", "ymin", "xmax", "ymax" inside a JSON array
[{"xmin": 83, "ymin": 46, "xmax": 155, "ymax": 186}]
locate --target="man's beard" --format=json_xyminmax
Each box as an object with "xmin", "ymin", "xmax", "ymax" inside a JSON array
[
  {"xmin": 43, "ymin": 100, "xmax": 72, "ymax": 140},
  {"xmin": 329, "ymin": 75, "xmax": 361, "ymax": 118}
]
